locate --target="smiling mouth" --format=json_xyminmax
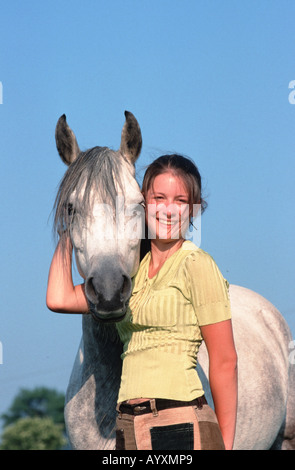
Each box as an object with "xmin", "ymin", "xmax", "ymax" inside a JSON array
[{"xmin": 157, "ymin": 218, "xmax": 179, "ymax": 225}]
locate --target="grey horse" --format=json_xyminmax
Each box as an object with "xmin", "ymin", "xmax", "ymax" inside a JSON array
[{"xmin": 52, "ymin": 111, "xmax": 295, "ymax": 450}]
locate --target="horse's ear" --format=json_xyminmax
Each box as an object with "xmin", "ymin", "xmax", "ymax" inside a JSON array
[
  {"xmin": 120, "ymin": 111, "xmax": 142, "ymax": 164},
  {"xmin": 55, "ymin": 114, "xmax": 80, "ymax": 166}
]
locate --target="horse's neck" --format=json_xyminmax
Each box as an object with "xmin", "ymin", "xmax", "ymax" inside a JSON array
[
  {"xmin": 65, "ymin": 316, "xmax": 122, "ymax": 449},
  {"xmin": 81, "ymin": 316, "xmax": 123, "ymax": 378}
]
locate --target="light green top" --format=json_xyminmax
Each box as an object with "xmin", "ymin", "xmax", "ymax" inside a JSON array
[{"xmin": 116, "ymin": 240, "xmax": 232, "ymax": 403}]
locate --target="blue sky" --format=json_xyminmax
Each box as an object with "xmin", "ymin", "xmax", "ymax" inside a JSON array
[{"xmin": 0, "ymin": 0, "xmax": 295, "ymax": 422}]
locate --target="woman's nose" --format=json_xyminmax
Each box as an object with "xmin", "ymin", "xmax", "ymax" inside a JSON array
[
  {"xmin": 166, "ymin": 205, "xmax": 172, "ymax": 218},
  {"xmin": 158, "ymin": 202, "xmax": 177, "ymax": 218}
]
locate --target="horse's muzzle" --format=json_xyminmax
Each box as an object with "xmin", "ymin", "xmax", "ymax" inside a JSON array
[
  {"xmin": 85, "ymin": 263, "xmax": 132, "ymax": 322},
  {"xmin": 90, "ymin": 305, "xmax": 127, "ymax": 323}
]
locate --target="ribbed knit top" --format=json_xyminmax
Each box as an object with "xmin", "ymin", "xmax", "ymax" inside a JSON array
[{"xmin": 116, "ymin": 241, "xmax": 232, "ymax": 403}]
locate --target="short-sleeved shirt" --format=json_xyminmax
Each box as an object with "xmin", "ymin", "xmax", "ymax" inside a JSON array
[{"xmin": 116, "ymin": 240, "xmax": 231, "ymax": 403}]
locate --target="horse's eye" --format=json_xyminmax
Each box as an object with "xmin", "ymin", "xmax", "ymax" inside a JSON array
[{"xmin": 68, "ymin": 203, "xmax": 75, "ymax": 217}]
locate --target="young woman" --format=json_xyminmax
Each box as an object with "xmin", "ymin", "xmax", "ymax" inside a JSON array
[{"xmin": 47, "ymin": 154, "xmax": 238, "ymax": 450}]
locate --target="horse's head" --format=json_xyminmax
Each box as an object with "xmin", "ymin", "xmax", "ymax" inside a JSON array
[{"xmin": 54, "ymin": 111, "xmax": 144, "ymax": 322}]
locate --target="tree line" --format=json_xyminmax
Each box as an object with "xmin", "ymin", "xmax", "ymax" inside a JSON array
[{"xmin": 0, "ymin": 387, "xmax": 68, "ymax": 450}]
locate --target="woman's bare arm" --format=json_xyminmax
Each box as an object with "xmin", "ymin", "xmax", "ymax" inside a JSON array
[
  {"xmin": 200, "ymin": 319, "xmax": 238, "ymax": 450},
  {"xmin": 46, "ymin": 235, "xmax": 89, "ymax": 313}
]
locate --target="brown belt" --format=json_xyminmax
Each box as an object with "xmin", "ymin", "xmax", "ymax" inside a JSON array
[{"xmin": 118, "ymin": 396, "xmax": 207, "ymax": 416}]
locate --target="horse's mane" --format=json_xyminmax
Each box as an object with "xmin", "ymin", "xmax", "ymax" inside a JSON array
[{"xmin": 53, "ymin": 146, "xmax": 123, "ymax": 242}]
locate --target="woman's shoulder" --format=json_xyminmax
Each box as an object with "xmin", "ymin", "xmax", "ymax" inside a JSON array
[
  {"xmin": 181, "ymin": 240, "xmax": 214, "ymax": 263},
  {"xmin": 181, "ymin": 241, "xmax": 229, "ymax": 289},
  {"xmin": 180, "ymin": 241, "xmax": 226, "ymax": 280}
]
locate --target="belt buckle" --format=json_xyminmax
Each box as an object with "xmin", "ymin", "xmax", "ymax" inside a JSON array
[{"xmin": 133, "ymin": 405, "xmax": 147, "ymax": 415}]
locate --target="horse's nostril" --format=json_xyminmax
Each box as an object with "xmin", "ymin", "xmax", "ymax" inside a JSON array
[
  {"xmin": 121, "ymin": 275, "xmax": 132, "ymax": 300},
  {"xmin": 85, "ymin": 277, "xmax": 97, "ymax": 303}
]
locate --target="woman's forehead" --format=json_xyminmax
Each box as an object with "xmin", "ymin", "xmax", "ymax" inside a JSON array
[{"xmin": 148, "ymin": 171, "xmax": 189, "ymax": 194}]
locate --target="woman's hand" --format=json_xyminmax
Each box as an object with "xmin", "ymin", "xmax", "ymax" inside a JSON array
[{"xmin": 46, "ymin": 234, "xmax": 89, "ymax": 314}]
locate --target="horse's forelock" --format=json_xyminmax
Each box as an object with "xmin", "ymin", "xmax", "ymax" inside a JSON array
[{"xmin": 53, "ymin": 146, "xmax": 123, "ymax": 248}]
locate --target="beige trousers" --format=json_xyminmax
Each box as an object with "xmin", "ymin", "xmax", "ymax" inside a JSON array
[{"xmin": 116, "ymin": 400, "xmax": 225, "ymax": 450}]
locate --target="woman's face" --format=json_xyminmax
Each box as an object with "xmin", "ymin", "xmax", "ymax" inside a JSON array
[{"xmin": 144, "ymin": 171, "xmax": 191, "ymax": 242}]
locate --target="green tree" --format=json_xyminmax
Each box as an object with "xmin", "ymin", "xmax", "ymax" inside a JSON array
[
  {"xmin": 0, "ymin": 387, "xmax": 69, "ymax": 450},
  {"xmin": 0, "ymin": 417, "xmax": 66, "ymax": 450},
  {"xmin": 1, "ymin": 387, "xmax": 65, "ymax": 431}
]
